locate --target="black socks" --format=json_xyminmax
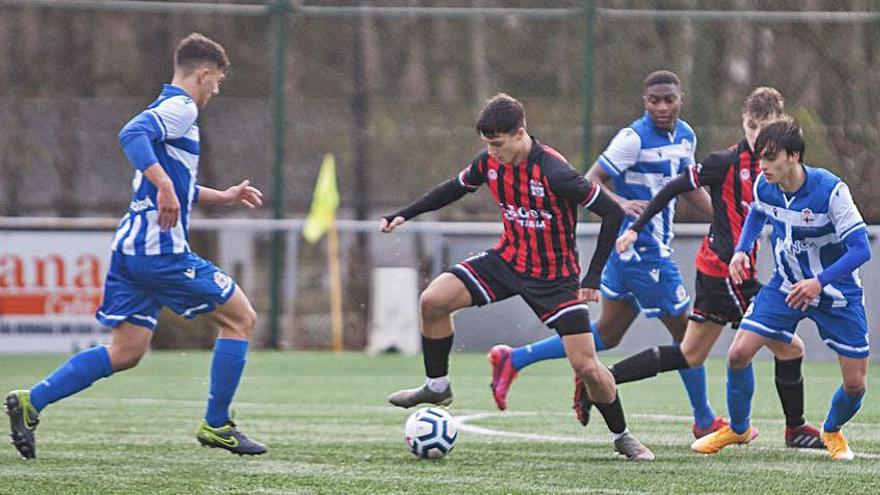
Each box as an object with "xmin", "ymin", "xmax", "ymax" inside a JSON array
[
  {"xmin": 609, "ymin": 345, "xmax": 690, "ymax": 385},
  {"xmin": 594, "ymin": 392, "xmax": 627, "ymax": 434},
  {"xmin": 775, "ymin": 356, "xmax": 806, "ymax": 428},
  {"xmin": 422, "ymin": 334, "xmax": 454, "ymax": 378}
]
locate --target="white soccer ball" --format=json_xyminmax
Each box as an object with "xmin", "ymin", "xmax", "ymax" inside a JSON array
[{"xmin": 404, "ymin": 407, "xmax": 457, "ymax": 459}]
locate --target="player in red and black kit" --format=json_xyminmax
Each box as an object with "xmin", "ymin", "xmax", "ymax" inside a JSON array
[
  {"xmin": 611, "ymin": 87, "xmax": 823, "ymax": 448},
  {"xmin": 381, "ymin": 93, "xmax": 654, "ymax": 461}
]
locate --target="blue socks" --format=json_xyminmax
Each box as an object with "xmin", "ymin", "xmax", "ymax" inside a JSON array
[
  {"xmin": 510, "ymin": 334, "xmax": 566, "ymax": 371},
  {"xmin": 29, "ymin": 346, "xmax": 113, "ymax": 412},
  {"xmin": 823, "ymin": 386, "xmax": 864, "ymax": 433},
  {"xmin": 727, "ymin": 363, "xmax": 755, "ymax": 434},
  {"xmin": 204, "ymin": 338, "xmax": 249, "ymax": 428},
  {"xmin": 510, "ymin": 322, "xmax": 607, "ymax": 371},
  {"xmin": 591, "ymin": 322, "xmax": 608, "ymax": 352},
  {"xmin": 673, "ymin": 340, "xmax": 715, "ymax": 429}
]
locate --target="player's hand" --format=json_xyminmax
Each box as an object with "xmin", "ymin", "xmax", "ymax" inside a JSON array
[
  {"xmin": 156, "ymin": 184, "xmax": 180, "ymax": 231},
  {"xmin": 578, "ymin": 288, "xmax": 599, "ymax": 303},
  {"xmin": 785, "ymin": 278, "xmax": 822, "ymax": 311},
  {"xmin": 380, "ymin": 216, "xmax": 405, "ymax": 233},
  {"xmin": 621, "ymin": 199, "xmax": 648, "ymax": 218},
  {"xmin": 224, "ymin": 179, "xmax": 263, "ymax": 208},
  {"xmin": 616, "ymin": 229, "xmax": 638, "ymax": 254},
  {"xmin": 729, "ymin": 252, "xmax": 750, "ymax": 285}
]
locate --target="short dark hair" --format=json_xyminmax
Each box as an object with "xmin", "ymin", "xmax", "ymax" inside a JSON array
[
  {"xmin": 174, "ymin": 33, "xmax": 230, "ymax": 73},
  {"xmin": 743, "ymin": 87, "xmax": 784, "ymax": 120},
  {"xmin": 476, "ymin": 93, "xmax": 525, "ymax": 137},
  {"xmin": 643, "ymin": 70, "xmax": 681, "ymax": 91},
  {"xmin": 754, "ymin": 119, "xmax": 805, "ymax": 163}
]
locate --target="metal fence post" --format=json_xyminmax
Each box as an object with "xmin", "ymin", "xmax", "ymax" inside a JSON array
[
  {"xmin": 581, "ymin": 0, "xmax": 596, "ymax": 172},
  {"xmin": 268, "ymin": 0, "xmax": 290, "ymax": 348}
]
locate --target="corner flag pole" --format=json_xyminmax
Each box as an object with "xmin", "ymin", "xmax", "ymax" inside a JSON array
[
  {"xmin": 327, "ymin": 221, "xmax": 344, "ymax": 353},
  {"xmin": 303, "ymin": 153, "xmax": 343, "ymax": 352}
]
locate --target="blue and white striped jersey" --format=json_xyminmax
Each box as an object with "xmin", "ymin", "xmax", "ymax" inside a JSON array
[
  {"xmin": 112, "ymin": 85, "xmax": 201, "ymax": 256},
  {"xmin": 752, "ymin": 166, "xmax": 867, "ymax": 306},
  {"xmin": 597, "ymin": 112, "xmax": 696, "ymax": 257}
]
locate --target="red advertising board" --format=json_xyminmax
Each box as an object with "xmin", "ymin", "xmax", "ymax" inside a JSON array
[{"xmin": 0, "ymin": 231, "xmax": 112, "ymax": 353}]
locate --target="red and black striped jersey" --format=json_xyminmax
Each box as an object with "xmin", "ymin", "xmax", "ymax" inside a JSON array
[
  {"xmin": 686, "ymin": 139, "xmax": 759, "ymax": 278},
  {"xmin": 457, "ymin": 139, "xmax": 601, "ymax": 280}
]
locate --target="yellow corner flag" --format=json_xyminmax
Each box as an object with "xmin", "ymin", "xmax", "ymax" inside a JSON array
[{"xmin": 303, "ymin": 153, "xmax": 340, "ymax": 244}]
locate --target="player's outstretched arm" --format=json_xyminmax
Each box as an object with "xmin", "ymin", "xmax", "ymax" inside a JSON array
[
  {"xmin": 378, "ymin": 179, "xmax": 470, "ymax": 233},
  {"xmin": 586, "ymin": 163, "xmax": 647, "ymax": 217},
  {"xmin": 682, "ymin": 187, "xmax": 713, "ymax": 218},
  {"xmin": 581, "ymin": 189, "xmax": 625, "ymax": 295},
  {"xmin": 197, "ymin": 180, "xmax": 264, "ymax": 208},
  {"xmin": 617, "ymin": 173, "xmax": 697, "ymax": 253},
  {"xmin": 380, "ymin": 216, "xmax": 405, "ymax": 233}
]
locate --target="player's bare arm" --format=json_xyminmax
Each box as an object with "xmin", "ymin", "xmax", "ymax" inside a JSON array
[
  {"xmin": 198, "ymin": 180, "xmax": 264, "ymax": 208},
  {"xmin": 143, "ymin": 163, "xmax": 180, "ymax": 230},
  {"xmin": 585, "ymin": 164, "xmax": 647, "ymax": 217}
]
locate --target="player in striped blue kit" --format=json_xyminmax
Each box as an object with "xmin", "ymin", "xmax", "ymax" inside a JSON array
[
  {"xmin": 490, "ymin": 71, "xmax": 721, "ymax": 438},
  {"xmin": 692, "ymin": 119, "xmax": 871, "ymax": 461},
  {"xmin": 5, "ymin": 33, "xmax": 267, "ymax": 459}
]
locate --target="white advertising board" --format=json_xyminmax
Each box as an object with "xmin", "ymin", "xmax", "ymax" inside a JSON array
[{"xmin": 0, "ymin": 231, "xmax": 113, "ymax": 353}]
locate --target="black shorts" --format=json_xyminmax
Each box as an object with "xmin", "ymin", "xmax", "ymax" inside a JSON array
[
  {"xmin": 449, "ymin": 251, "xmax": 590, "ymax": 336},
  {"xmin": 689, "ymin": 271, "xmax": 761, "ymax": 328}
]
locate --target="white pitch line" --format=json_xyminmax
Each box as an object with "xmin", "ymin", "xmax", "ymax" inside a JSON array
[{"xmin": 454, "ymin": 411, "xmax": 880, "ymax": 459}]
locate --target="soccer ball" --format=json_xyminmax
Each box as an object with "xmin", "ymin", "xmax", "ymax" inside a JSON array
[{"xmin": 404, "ymin": 407, "xmax": 457, "ymax": 459}]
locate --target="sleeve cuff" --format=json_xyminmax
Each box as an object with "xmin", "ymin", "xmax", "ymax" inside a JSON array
[{"xmin": 597, "ymin": 155, "xmax": 621, "ymax": 177}]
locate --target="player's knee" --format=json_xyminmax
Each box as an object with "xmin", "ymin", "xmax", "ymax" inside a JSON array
[
  {"xmin": 107, "ymin": 345, "xmax": 147, "ymax": 371},
  {"xmin": 419, "ymin": 289, "xmax": 452, "ymax": 322},
  {"xmin": 231, "ymin": 306, "xmax": 258, "ymax": 339},
  {"xmin": 679, "ymin": 340, "xmax": 706, "ymax": 367},
  {"xmin": 842, "ymin": 378, "xmax": 866, "ymax": 397},
  {"xmin": 788, "ymin": 335, "xmax": 805, "ymax": 355},
  {"xmin": 773, "ymin": 341, "xmax": 804, "ymax": 361},
  {"xmin": 240, "ymin": 304, "xmax": 258, "ymax": 335},
  {"xmin": 726, "ymin": 345, "xmax": 753, "ymax": 370},
  {"xmin": 572, "ymin": 358, "xmax": 604, "ymax": 385}
]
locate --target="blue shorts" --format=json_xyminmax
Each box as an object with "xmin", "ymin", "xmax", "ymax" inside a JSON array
[
  {"xmin": 96, "ymin": 251, "xmax": 237, "ymax": 330},
  {"xmin": 599, "ymin": 250, "xmax": 690, "ymax": 318},
  {"xmin": 739, "ymin": 287, "xmax": 869, "ymax": 359}
]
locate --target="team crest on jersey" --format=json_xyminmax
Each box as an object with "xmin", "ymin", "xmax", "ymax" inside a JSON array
[
  {"xmin": 801, "ymin": 208, "xmax": 814, "ymax": 224},
  {"xmin": 214, "ymin": 272, "xmax": 231, "ymax": 290},
  {"xmin": 740, "ymin": 168, "xmax": 751, "ymax": 181},
  {"xmin": 676, "ymin": 284, "xmax": 687, "ymax": 303},
  {"xmin": 488, "ymin": 169, "xmax": 498, "ymax": 181},
  {"xmin": 529, "ymin": 179, "xmax": 545, "ymax": 197}
]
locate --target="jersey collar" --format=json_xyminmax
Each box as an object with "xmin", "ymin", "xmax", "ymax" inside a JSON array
[{"xmin": 161, "ymin": 84, "xmax": 194, "ymax": 100}]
